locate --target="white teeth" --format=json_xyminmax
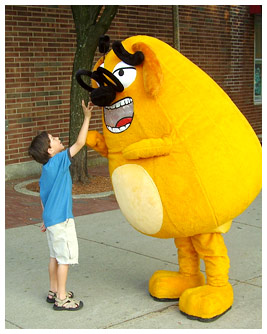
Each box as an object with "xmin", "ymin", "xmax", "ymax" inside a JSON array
[
  {"xmin": 105, "ymin": 97, "xmax": 133, "ymax": 110},
  {"xmin": 105, "ymin": 97, "xmax": 133, "ymax": 133},
  {"xmin": 107, "ymin": 123, "xmax": 130, "ymax": 133}
]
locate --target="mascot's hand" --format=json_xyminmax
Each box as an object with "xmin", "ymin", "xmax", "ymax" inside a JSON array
[
  {"xmin": 86, "ymin": 131, "xmax": 108, "ymax": 157},
  {"xmin": 122, "ymin": 136, "xmax": 172, "ymax": 160}
]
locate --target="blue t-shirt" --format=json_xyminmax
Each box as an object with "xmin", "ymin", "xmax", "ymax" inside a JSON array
[{"xmin": 40, "ymin": 149, "xmax": 74, "ymax": 227}]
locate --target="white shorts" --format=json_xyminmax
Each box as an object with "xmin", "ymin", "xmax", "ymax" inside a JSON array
[{"xmin": 46, "ymin": 218, "xmax": 79, "ymax": 265}]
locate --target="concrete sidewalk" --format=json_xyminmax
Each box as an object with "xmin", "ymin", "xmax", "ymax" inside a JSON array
[{"xmin": 5, "ymin": 192, "xmax": 262, "ymax": 329}]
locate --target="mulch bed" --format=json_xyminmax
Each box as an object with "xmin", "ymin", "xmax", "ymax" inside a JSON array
[{"xmin": 26, "ymin": 175, "xmax": 113, "ymax": 195}]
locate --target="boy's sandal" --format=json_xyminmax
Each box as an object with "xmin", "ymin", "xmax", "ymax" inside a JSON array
[
  {"xmin": 53, "ymin": 296, "xmax": 83, "ymax": 311},
  {"xmin": 46, "ymin": 290, "xmax": 74, "ymax": 303}
]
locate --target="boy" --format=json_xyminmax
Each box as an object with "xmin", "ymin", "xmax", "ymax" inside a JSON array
[{"xmin": 28, "ymin": 100, "xmax": 93, "ymax": 311}]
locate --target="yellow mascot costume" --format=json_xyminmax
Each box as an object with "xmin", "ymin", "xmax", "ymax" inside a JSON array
[{"xmin": 76, "ymin": 35, "xmax": 262, "ymax": 322}]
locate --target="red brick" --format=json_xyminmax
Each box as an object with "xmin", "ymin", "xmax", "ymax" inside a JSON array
[{"xmin": 5, "ymin": 5, "xmax": 261, "ymax": 166}]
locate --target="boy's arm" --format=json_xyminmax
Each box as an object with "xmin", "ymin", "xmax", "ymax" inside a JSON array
[
  {"xmin": 40, "ymin": 200, "xmax": 46, "ymax": 232},
  {"xmin": 69, "ymin": 100, "xmax": 93, "ymax": 158}
]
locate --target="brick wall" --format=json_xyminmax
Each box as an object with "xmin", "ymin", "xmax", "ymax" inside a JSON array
[
  {"xmin": 179, "ymin": 5, "xmax": 262, "ymax": 135},
  {"xmin": 5, "ymin": 5, "xmax": 173, "ymax": 165},
  {"xmin": 5, "ymin": 5, "xmax": 261, "ymax": 167},
  {"xmin": 5, "ymin": 5, "xmax": 76, "ymax": 165}
]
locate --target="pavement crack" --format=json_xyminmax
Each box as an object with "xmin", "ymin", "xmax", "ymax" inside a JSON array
[
  {"xmin": 78, "ymin": 236, "xmax": 178, "ymax": 265},
  {"xmin": 103, "ymin": 304, "xmax": 177, "ymax": 328},
  {"xmin": 232, "ymin": 276, "xmax": 262, "ymax": 287},
  {"xmin": 232, "ymin": 220, "xmax": 262, "ymax": 229},
  {"xmin": 5, "ymin": 319, "xmax": 23, "ymax": 329}
]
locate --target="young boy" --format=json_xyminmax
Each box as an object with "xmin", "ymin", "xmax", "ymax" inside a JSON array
[{"xmin": 28, "ymin": 100, "xmax": 93, "ymax": 311}]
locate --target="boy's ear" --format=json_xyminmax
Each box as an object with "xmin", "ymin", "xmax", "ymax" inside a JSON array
[{"xmin": 47, "ymin": 147, "xmax": 53, "ymax": 156}]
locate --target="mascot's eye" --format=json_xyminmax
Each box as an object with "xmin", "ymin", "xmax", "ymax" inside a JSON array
[{"xmin": 112, "ymin": 61, "xmax": 137, "ymax": 89}]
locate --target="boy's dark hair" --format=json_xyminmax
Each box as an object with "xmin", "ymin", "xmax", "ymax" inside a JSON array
[{"xmin": 28, "ymin": 131, "xmax": 51, "ymax": 164}]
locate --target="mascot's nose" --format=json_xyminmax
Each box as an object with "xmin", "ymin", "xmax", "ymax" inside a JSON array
[{"xmin": 90, "ymin": 86, "xmax": 116, "ymax": 107}]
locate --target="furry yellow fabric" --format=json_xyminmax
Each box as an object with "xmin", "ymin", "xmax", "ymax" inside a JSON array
[
  {"xmin": 132, "ymin": 42, "xmax": 163, "ymax": 97},
  {"xmin": 85, "ymin": 35, "xmax": 262, "ymax": 321},
  {"xmin": 149, "ymin": 271, "xmax": 205, "ymax": 300},
  {"xmin": 86, "ymin": 131, "xmax": 108, "ymax": 157}
]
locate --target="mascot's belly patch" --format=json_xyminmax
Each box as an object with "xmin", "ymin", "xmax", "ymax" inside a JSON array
[{"xmin": 112, "ymin": 164, "xmax": 163, "ymax": 235}]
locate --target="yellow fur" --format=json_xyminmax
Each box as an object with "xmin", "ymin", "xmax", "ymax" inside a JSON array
[
  {"xmin": 86, "ymin": 35, "xmax": 262, "ymax": 320},
  {"xmin": 179, "ymin": 283, "xmax": 234, "ymax": 320},
  {"xmin": 132, "ymin": 42, "xmax": 163, "ymax": 96}
]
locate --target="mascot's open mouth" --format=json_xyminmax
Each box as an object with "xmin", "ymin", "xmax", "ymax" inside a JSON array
[{"xmin": 104, "ymin": 97, "xmax": 134, "ymax": 133}]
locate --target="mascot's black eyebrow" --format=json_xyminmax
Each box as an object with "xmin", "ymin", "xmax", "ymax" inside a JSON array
[
  {"xmin": 112, "ymin": 41, "xmax": 144, "ymax": 66},
  {"xmin": 75, "ymin": 37, "xmax": 145, "ymax": 106}
]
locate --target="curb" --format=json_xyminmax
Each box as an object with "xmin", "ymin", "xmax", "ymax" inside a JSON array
[{"xmin": 14, "ymin": 179, "xmax": 114, "ymax": 199}]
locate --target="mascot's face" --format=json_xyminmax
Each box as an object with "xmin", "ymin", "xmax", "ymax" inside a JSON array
[
  {"xmin": 99, "ymin": 59, "xmax": 140, "ymax": 135},
  {"xmin": 101, "ymin": 62, "xmax": 136, "ymax": 134},
  {"xmin": 89, "ymin": 36, "xmax": 173, "ymax": 152}
]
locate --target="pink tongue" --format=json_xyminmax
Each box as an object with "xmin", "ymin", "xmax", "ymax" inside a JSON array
[{"xmin": 116, "ymin": 117, "xmax": 132, "ymax": 127}]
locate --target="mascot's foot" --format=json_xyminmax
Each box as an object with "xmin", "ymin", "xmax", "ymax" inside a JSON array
[
  {"xmin": 149, "ymin": 270, "xmax": 205, "ymax": 301},
  {"xmin": 179, "ymin": 283, "xmax": 233, "ymax": 322}
]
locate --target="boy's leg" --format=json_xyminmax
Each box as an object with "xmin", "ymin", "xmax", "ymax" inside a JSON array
[
  {"xmin": 54, "ymin": 263, "xmax": 82, "ymax": 310},
  {"xmin": 57, "ymin": 264, "xmax": 69, "ymax": 300},
  {"xmin": 48, "ymin": 257, "xmax": 58, "ymax": 293},
  {"xmin": 56, "ymin": 218, "xmax": 78, "ymax": 300},
  {"xmin": 49, "ymin": 219, "xmax": 82, "ymax": 309},
  {"xmin": 47, "ymin": 228, "xmax": 59, "ymax": 300}
]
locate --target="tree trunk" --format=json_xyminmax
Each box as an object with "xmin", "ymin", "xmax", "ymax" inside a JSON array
[
  {"xmin": 172, "ymin": 5, "xmax": 180, "ymax": 51},
  {"xmin": 70, "ymin": 5, "xmax": 118, "ymax": 183}
]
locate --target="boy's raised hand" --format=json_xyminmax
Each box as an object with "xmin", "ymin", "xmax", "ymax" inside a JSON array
[
  {"xmin": 69, "ymin": 100, "xmax": 94, "ymax": 158},
  {"xmin": 82, "ymin": 100, "xmax": 93, "ymax": 119}
]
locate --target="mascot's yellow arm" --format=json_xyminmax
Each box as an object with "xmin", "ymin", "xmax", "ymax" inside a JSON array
[
  {"xmin": 86, "ymin": 131, "xmax": 173, "ymax": 160},
  {"xmin": 122, "ymin": 136, "xmax": 173, "ymax": 159},
  {"xmin": 86, "ymin": 131, "xmax": 108, "ymax": 157}
]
